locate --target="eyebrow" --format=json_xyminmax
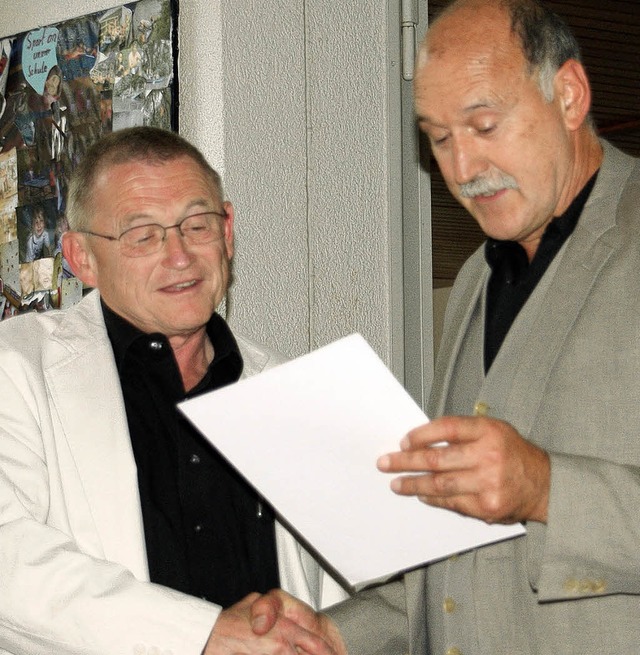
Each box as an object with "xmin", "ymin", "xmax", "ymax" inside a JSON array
[
  {"xmin": 463, "ymin": 99, "xmax": 498, "ymax": 114},
  {"xmin": 417, "ymin": 99, "xmax": 499, "ymax": 126},
  {"xmin": 121, "ymin": 199, "xmax": 216, "ymax": 226}
]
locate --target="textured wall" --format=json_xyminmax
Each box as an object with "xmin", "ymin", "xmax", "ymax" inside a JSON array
[
  {"xmin": 2, "ymin": 0, "xmax": 396, "ymax": 365},
  {"xmin": 221, "ymin": 1, "xmax": 392, "ymax": 361},
  {"xmin": 304, "ymin": 2, "xmax": 390, "ymax": 354},
  {"xmin": 220, "ymin": 1, "xmax": 310, "ymax": 357}
]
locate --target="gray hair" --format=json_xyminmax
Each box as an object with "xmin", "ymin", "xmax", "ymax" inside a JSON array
[
  {"xmin": 430, "ymin": 0, "xmax": 584, "ymax": 102},
  {"xmin": 66, "ymin": 126, "xmax": 224, "ymax": 231},
  {"xmin": 505, "ymin": 0, "xmax": 583, "ymax": 101}
]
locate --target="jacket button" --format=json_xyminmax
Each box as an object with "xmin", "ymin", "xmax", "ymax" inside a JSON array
[
  {"xmin": 593, "ymin": 579, "xmax": 607, "ymax": 593},
  {"xmin": 563, "ymin": 578, "xmax": 579, "ymax": 594}
]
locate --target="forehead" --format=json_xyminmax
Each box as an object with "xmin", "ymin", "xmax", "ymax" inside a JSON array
[
  {"xmin": 93, "ymin": 155, "xmax": 219, "ymax": 217},
  {"xmin": 415, "ymin": 8, "xmax": 528, "ymax": 119}
]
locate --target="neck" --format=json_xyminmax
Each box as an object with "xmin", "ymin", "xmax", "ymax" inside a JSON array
[
  {"xmin": 169, "ymin": 328, "xmax": 214, "ymax": 392},
  {"xmin": 521, "ymin": 131, "xmax": 603, "ymax": 262}
]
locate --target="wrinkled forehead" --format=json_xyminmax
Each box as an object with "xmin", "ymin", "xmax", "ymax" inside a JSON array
[
  {"xmin": 95, "ymin": 154, "xmax": 221, "ymax": 199},
  {"xmin": 415, "ymin": 17, "xmax": 528, "ymax": 116},
  {"xmin": 418, "ymin": 2, "xmax": 521, "ymax": 73}
]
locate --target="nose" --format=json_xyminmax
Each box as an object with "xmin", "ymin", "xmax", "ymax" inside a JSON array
[
  {"xmin": 450, "ymin": 133, "xmax": 487, "ymax": 186},
  {"xmin": 161, "ymin": 225, "xmax": 194, "ymax": 269}
]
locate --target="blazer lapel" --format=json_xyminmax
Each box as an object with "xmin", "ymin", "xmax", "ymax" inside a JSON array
[
  {"xmin": 436, "ymin": 142, "xmax": 628, "ymax": 436},
  {"xmin": 429, "ymin": 250, "xmax": 489, "ymax": 418},
  {"xmin": 43, "ymin": 292, "xmax": 149, "ymax": 580},
  {"xmin": 481, "ymin": 142, "xmax": 625, "ymax": 436}
]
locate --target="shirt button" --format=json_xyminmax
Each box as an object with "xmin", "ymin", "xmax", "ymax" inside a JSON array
[
  {"xmin": 443, "ymin": 597, "xmax": 456, "ymax": 613},
  {"xmin": 194, "ymin": 523, "xmax": 203, "ymax": 534},
  {"xmin": 190, "ymin": 453, "xmax": 201, "ymax": 464},
  {"xmin": 149, "ymin": 340, "xmax": 163, "ymax": 351},
  {"xmin": 446, "ymin": 648, "xmax": 462, "ymax": 655}
]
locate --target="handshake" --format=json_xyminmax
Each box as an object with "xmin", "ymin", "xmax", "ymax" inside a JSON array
[{"xmin": 203, "ymin": 589, "xmax": 347, "ymax": 655}]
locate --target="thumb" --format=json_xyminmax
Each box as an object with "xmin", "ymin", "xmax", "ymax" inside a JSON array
[{"xmin": 250, "ymin": 592, "xmax": 282, "ymax": 635}]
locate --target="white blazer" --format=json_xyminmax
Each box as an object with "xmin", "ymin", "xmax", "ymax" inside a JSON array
[{"xmin": 0, "ymin": 290, "xmax": 348, "ymax": 655}]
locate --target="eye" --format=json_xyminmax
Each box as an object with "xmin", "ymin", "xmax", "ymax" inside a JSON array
[
  {"xmin": 182, "ymin": 213, "xmax": 211, "ymax": 234},
  {"xmin": 476, "ymin": 123, "xmax": 497, "ymax": 135},
  {"xmin": 429, "ymin": 132, "xmax": 450, "ymax": 148},
  {"xmin": 124, "ymin": 225, "xmax": 158, "ymax": 245}
]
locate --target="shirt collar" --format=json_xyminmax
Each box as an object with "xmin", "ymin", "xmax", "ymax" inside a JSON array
[
  {"xmin": 101, "ymin": 300, "xmax": 243, "ymax": 381},
  {"xmin": 485, "ymin": 170, "xmax": 599, "ymax": 277}
]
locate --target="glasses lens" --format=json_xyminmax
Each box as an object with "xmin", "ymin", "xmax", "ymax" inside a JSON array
[
  {"xmin": 121, "ymin": 224, "xmax": 164, "ymax": 256},
  {"xmin": 181, "ymin": 212, "xmax": 224, "ymax": 244}
]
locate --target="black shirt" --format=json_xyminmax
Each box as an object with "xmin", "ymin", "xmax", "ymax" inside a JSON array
[
  {"xmin": 484, "ymin": 172, "xmax": 598, "ymax": 372},
  {"xmin": 103, "ymin": 304, "xmax": 280, "ymax": 607}
]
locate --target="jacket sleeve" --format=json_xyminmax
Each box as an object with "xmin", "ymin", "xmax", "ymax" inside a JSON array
[
  {"xmin": 325, "ymin": 579, "xmax": 409, "ymax": 655},
  {"xmin": 526, "ymin": 452, "xmax": 640, "ymax": 602},
  {"xmin": 0, "ymin": 346, "xmax": 219, "ymax": 655}
]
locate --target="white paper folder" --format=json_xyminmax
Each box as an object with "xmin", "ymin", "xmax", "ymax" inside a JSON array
[{"xmin": 179, "ymin": 333, "xmax": 525, "ymax": 591}]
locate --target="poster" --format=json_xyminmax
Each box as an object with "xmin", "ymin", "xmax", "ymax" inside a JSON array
[{"xmin": 0, "ymin": 0, "xmax": 176, "ymax": 320}]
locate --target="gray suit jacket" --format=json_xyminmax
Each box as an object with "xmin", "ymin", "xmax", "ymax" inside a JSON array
[
  {"xmin": 329, "ymin": 141, "xmax": 640, "ymax": 654},
  {"xmin": 0, "ymin": 290, "xmax": 348, "ymax": 655}
]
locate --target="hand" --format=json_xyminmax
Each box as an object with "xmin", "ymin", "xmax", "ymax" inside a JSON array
[
  {"xmin": 204, "ymin": 592, "xmax": 342, "ymax": 655},
  {"xmin": 251, "ymin": 590, "xmax": 347, "ymax": 655},
  {"xmin": 377, "ymin": 416, "xmax": 550, "ymax": 524}
]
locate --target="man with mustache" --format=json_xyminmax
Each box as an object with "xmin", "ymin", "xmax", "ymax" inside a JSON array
[
  {"xmin": 252, "ymin": 0, "xmax": 640, "ymax": 652},
  {"xmin": 0, "ymin": 127, "xmax": 348, "ymax": 655}
]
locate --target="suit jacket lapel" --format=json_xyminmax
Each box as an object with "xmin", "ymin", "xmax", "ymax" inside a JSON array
[
  {"xmin": 480, "ymin": 142, "xmax": 625, "ymax": 436},
  {"xmin": 43, "ymin": 291, "xmax": 149, "ymax": 580},
  {"xmin": 434, "ymin": 142, "xmax": 628, "ymax": 435},
  {"xmin": 429, "ymin": 250, "xmax": 488, "ymax": 418}
]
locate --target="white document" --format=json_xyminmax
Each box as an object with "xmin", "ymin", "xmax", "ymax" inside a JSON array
[{"xmin": 179, "ymin": 333, "xmax": 525, "ymax": 591}]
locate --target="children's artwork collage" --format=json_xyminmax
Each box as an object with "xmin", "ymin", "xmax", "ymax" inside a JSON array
[{"xmin": 0, "ymin": 0, "xmax": 175, "ymax": 321}]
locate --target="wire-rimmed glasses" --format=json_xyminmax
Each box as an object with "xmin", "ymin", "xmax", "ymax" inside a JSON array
[{"xmin": 80, "ymin": 210, "xmax": 227, "ymax": 258}]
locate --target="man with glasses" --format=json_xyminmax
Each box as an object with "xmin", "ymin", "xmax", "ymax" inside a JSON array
[{"xmin": 0, "ymin": 127, "xmax": 347, "ymax": 655}]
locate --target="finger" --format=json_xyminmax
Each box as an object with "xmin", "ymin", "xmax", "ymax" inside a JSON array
[
  {"xmin": 404, "ymin": 415, "xmax": 488, "ymax": 449},
  {"xmin": 378, "ymin": 440, "xmax": 469, "ymax": 474},
  {"xmin": 376, "ymin": 419, "xmax": 464, "ymax": 472},
  {"xmin": 390, "ymin": 468, "xmax": 482, "ymax": 497},
  {"xmin": 378, "ymin": 446, "xmax": 441, "ymax": 473},
  {"xmin": 277, "ymin": 617, "xmax": 337, "ymax": 655},
  {"xmin": 250, "ymin": 592, "xmax": 282, "ymax": 635}
]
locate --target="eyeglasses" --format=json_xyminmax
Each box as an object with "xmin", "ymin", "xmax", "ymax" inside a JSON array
[{"xmin": 80, "ymin": 211, "xmax": 227, "ymax": 258}]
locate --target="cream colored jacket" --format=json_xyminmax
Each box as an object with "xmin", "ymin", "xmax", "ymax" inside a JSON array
[{"xmin": 0, "ymin": 290, "xmax": 348, "ymax": 655}]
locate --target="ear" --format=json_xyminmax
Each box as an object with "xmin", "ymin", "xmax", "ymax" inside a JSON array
[
  {"xmin": 553, "ymin": 59, "xmax": 592, "ymax": 131},
  {"xmin": 221, "ymin": 200, "xmax": 235, "ymax": 260},
  {"xmin": 61, "ymin": 231, "xmax": 98, "ymax": 287}
]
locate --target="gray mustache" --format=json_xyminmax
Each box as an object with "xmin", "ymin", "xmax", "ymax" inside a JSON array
[{"xmin": 459, "ymin": 174, "xmax": 519, "ymax": 198}]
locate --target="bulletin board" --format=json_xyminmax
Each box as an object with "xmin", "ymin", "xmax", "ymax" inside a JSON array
[{"xmin": 0, "ymin": 0, "xmax": 177, "ymax": 320}]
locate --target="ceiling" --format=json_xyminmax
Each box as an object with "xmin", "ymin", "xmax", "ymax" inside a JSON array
[{"xmin": 426, "ymin": 0, "xmax": 640, "ymax": 286}]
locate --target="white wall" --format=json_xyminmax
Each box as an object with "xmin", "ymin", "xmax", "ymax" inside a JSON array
[{"xmin": 1, "ymin": 0, "xmax": 398, "ymax": 364}]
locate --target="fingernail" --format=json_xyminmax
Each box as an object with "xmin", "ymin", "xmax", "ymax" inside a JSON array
[
  {"xmin": 252, "ymin": 615, "xmax": 267, "ymax": 631},
  {"xmin": 400, "ymin": 436, "xmax": 410, "ymax": 450},
  {"xmin": 377, "ymin": 454, "xmax": 390, "ymax": 470},
  {"xmin": 390, "ymin": 478, "xmax": 401, "ymax": 493}
]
